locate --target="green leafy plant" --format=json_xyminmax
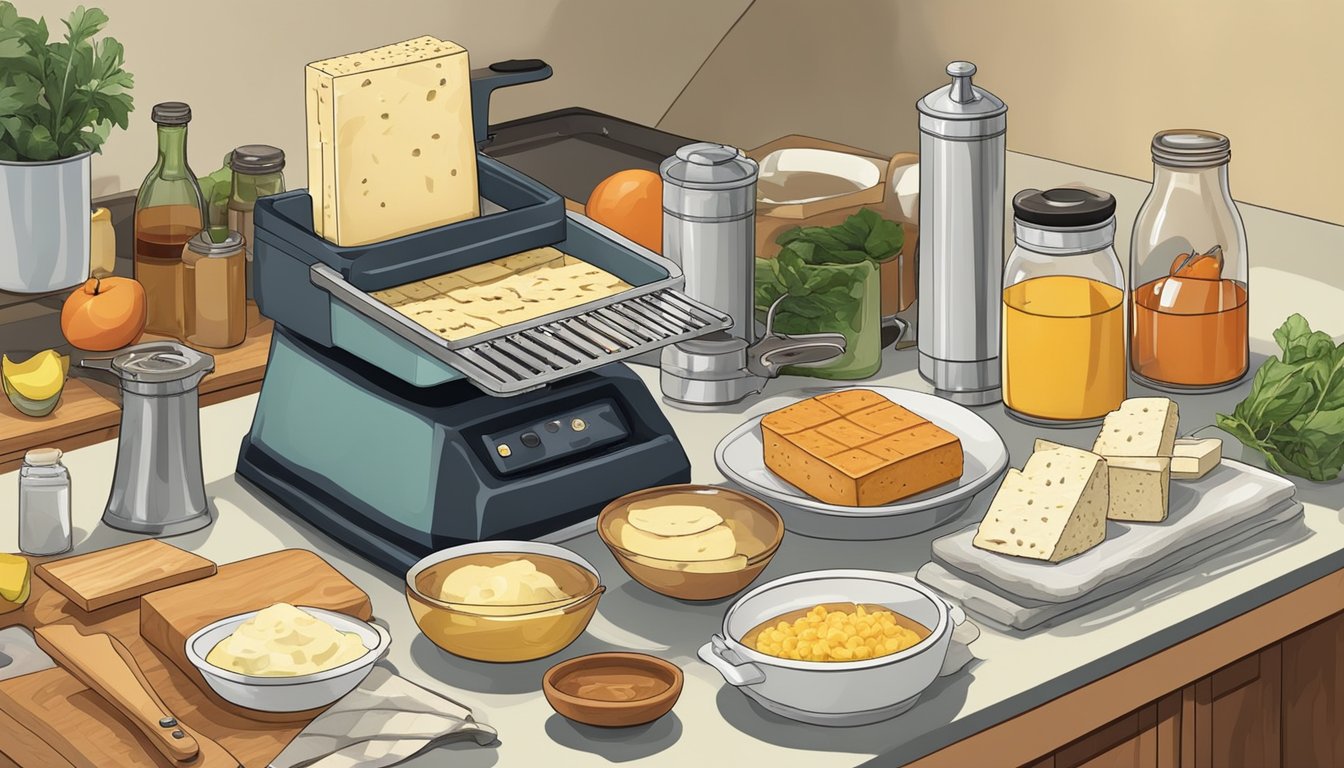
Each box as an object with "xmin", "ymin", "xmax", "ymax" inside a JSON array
[
  {"xmin": 754, "ymin": 208, "xmax": 902, "ymax": 378},
  {"xmin": 1216, "ymin": 314, "xmax": 1344, "ymax": 482},
  {"xmin": 754, "ymin": 208, "xmax": 903, "ymax": 330},
  {"xmin": 0, "ymin": 2, "xmax": 134, "ymax": 162}
]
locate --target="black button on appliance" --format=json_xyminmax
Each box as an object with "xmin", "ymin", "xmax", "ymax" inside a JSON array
[
  {"xmin": 521, "ymin": 432, "xmax": 541, "ymax": 448},
  {"xmin": 544, "ymin": 420, "xmax": 561, "ymax": 433}
]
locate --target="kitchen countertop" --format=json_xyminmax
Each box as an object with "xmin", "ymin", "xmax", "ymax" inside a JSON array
[{"xmin": 2, "ymin": 152, "xmax": 1342, "ymax": 768}]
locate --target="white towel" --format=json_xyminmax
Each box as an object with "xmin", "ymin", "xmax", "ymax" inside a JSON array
[{"xmin": 269, "ymin": 666, "xmax": 496, "ymax": 768}]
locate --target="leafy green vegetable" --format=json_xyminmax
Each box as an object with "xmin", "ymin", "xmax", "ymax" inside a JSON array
[
  {"xmin": 1216, "ymin": 314, "xmax": 1344, "ymax": 482},
  {"xmin": 753, "ymin": 208, "xmax": 900, "ymax": 379},
  {"xmin": 0, "ymin": 3, "xmax": 134, "ymax": 162}
]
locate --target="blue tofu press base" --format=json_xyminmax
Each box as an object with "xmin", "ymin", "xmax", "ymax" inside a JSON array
[{"xmin": 236, "ymin": 327, "xmax": 691, "ymax": 576}]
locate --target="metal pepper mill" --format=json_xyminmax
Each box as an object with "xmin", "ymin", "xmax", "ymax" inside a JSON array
[
  {"xmin": 79, "ymin": 341, "xmax": 215, "ymax": 536},
  {"xmin": 916, "ymin": 61, "xmax": 1007, "ymax": 406},
  {"xmin": 658, "ymin": 142, "xmax": 846, "ymax": 406}
]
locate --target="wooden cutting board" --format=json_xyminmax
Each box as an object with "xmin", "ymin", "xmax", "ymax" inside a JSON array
[
  {"xmin": 140, "ymin": 548, "xmax": 373, "ymax": 720},
  {"xmin": 0, "ymin": 667, "xmax": 175, "ymax": 768},
  {"xmin": 35, "ymin": 540, "xmax": 216, "ymax": 613}
]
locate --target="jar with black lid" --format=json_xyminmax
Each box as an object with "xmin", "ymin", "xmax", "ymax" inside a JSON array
[{"xmin": 1002, "ymin": 187, "xmax": 1126, "ymax": 425}]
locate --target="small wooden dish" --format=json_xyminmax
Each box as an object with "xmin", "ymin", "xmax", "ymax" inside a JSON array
[{"xmin": 542, "ymin": 652, "xmax": 683, "ymax": 728}]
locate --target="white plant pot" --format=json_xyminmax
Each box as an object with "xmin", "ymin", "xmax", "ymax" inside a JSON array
[{"xmin": 0, "ymin": 152, "xmax": 92, "ymax": 294}]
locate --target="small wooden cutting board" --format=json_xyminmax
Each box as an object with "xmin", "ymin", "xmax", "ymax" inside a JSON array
[
  {"xmin": 139, "ymin": 549, "xmax": 372, "ymax": 720},
  {"xmin": 35, "ymin": 540, "xmax": 216, "ymax": 613}
]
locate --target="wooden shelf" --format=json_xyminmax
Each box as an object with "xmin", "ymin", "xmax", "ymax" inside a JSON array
[{"xmin": 0, "ymin": 304, "xmax": 272, "ymax": 472}]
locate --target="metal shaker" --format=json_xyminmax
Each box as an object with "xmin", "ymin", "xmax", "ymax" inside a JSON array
[
  {"xmin": 79, "ymin": 341, "xmax": 215, "ymax": 536},
  {"xmin": 916, "ymin": 61, "xmax": 1007, "ymax": 405},
  {"xmin": 659, "ymin": 142, "xmax": 844, "ymax": 406}
]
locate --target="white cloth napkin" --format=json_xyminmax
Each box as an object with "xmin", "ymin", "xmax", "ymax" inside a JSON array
[{"xmin": 268, "ymin": 666, "xmax": 496, "ymax": 768}]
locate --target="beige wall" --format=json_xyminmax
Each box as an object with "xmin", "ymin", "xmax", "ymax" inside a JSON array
[
  {"xmin": 17, "ymin": 0, "xmax": 750, "ymax": 196},
  {"xmin": 660, "ymin": 0, "xmax": 1344, "ymax": 225}
]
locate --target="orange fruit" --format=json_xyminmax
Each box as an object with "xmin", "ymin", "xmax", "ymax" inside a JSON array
[
  {"xmin": 60, "ymin": 276, "xmax": 147, "ymax": 351},
  {"xmin": 586, "ymin": 169, "xmax": 661, "ymax": 253}
]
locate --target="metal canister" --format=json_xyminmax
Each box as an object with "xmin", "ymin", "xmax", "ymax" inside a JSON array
[
  {"xmin": 916, "ymin": 61, "xmax": 1007, "ymax": 405},
  {"xmin": 660, "ymin": 142, "xmax": 759, "ymax": 343}
]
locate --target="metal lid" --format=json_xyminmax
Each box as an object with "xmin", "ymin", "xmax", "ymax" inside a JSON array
[
  {"xmin": 660, "ymin": 142, "xmax": 758, "ymax": 190},
  {"xmin": 230, "ymin": 144, "xmax": 286, "ymax": 175},
  {"xmin": 151, "ymin": 102, "xmax": 192, "ymax": 126},
  {"xmin": 1151, "ymin": 130, "xmax": 1231, "ymax": 168},
  {"xmin": 24, "ymin": 448, "xmax": 62, "ymax": 466},
  {"xmin": 110, "ymin": 342, "xmax": 214, "ymax": 384},
  {"xmin": 1013, "ymin": 187, "xmax": 1117, "ymax": 228},
  {"xmin": 186, "ymin": 230, "xmax": 244, "ymax": 256},
  {"xmin": 917, "ymin": 62, "xmax": 1007, "ymax": 120}
]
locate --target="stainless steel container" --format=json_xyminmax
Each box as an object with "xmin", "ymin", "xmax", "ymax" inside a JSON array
[
  {"xmin": 916, "ymin": 62, "xmax": 1007, "ymax": 406},
  {"xmin": 80, "ymin": 342, "xmax": 215, "ymax": 536},
  {"xmin": 660, "ymin": 143, "xmax": 844, "ymax": 406}
]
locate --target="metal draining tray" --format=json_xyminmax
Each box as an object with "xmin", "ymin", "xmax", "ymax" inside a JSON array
[{"xmin": 310, "ymin": 212, "xmax": 731, "ymax": 396}]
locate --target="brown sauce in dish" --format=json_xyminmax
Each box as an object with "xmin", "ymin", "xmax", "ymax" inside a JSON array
[{"xmin": 554, "ymin": 666, "xmax": 671, "ymax": 702}]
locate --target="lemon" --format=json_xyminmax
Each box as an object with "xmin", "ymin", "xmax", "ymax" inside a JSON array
[
  {"xmin": 2, "ymin": 350, "xmax": 69, "ymax": 401},
  {"xmin": 0, "ymin": 553, "xmax": 30, "ymax": 605}
]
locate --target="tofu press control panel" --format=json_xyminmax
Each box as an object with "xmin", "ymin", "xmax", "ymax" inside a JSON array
[{"xmin": 484, "ymin": 400, "xmax": 628, "ymax": 475}]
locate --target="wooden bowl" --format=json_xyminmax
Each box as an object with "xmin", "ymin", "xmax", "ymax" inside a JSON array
[
  {"xmin": 598, "ymin": 485, "xmax": 784, "ymax": 601},
  {"xmin": 543, "ymin": 652, "xmax": 683, "ymax": 728}
]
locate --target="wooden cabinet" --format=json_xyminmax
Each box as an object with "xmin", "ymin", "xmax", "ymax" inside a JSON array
[
  {"xmin": 1282, "ymin": 612, "xmax": 1344, "ymax": 768},
  {"xmin": 1026, "ymin": 646, "xmax": 1286, "ymax": 768}
]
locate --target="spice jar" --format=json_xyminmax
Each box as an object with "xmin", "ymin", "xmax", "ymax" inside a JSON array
[
  {"xmin": 182, "ymin": 230, "xmax": 246, "ymax": 348},
  {"xmin": 1130, "ymin": 130, "xmax": 1249, "ymax": 392},
  {"xmin": 19, "ymin": 448, "xmax": 72, "ymax": 556},
  {"xmin": 227, "ymin": 145, "xmax": 286, "ymax": 300},
  {"xmin": 1002, "ymin": 187, "xmax": 1126, "ymax": 425}
]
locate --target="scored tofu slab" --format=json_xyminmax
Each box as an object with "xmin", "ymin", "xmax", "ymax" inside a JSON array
[
  {"xmin": 973, "ymin": 443, "xmax": 1109, "ymax": 563},
  {"xmin": 761, "ymin": 390, "xmax": 963, "ymax": 507}
]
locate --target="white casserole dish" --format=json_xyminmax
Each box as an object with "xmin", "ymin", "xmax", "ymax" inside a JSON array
[
  {"xmin": 698, "ymin": 570, "xmax": 966, "ymax": 726},
  {"xmin": 185, "ymin": 606, "xmax": 390, "ymax": 713}
]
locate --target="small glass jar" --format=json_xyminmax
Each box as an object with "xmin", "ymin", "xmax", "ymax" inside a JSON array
[
  {"xmin": 1130, "ymin": 130, "xmax": 1249, "ymax": 392},
  {"xmin": 1002, "ymin": 187, "xmax": 1126, "ymax": 425},
  {"xmin": 182, "ymin": 230, "xmax": 246, "ymax": 348},
  {"xmin": 227, "ymin": 145, "xmax": 286, "ymax": 300},
  {"xmin": 19, "ymin": 448, "xmax": 72, "ymax": 556}
]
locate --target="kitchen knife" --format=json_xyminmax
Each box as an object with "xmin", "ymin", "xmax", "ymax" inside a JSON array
[
  {"xmin": 0, "ymin": 626, "xmax": 56, "ymax": 681},
  {"xmin": 34, "ymin": 624, "xmax": 241, "ymax": 767}
]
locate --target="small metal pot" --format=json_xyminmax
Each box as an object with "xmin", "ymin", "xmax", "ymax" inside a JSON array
[
  {"xmin": 699, "ymin": 569, "xmax": 966, "ymax": 726},
  {"xmin": 0, "ymin": 152, "xmax": 92, "ymax": 293}
]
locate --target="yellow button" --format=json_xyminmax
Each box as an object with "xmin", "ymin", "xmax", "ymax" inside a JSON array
[
  {"xmin": 496, "ymin": 444, "xmax": 512, "ymax": 457},
  {"xmin": 571, "ymin": 418, "xmax": 587, "ymax": 432}
]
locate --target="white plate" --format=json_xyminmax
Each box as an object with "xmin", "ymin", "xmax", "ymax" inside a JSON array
[{"xmin": 714, "ymin": 387, "xmax": 1009, "ymax": 540}]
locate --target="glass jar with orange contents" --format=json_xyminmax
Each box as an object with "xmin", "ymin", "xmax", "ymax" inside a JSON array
[
  {"xmin": 1002, "ymin": 187, "xmax": 1126, "ymax": 425},
  {"xmin": 1130, "ymin": 130, "xmax": 1249, "ymax": 392}
]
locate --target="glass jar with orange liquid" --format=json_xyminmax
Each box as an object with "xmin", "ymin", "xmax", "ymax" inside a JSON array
[
  {"xmin": 1130, "ymin": 130, "xmax": 1249, "ymax": 392},
  {"xmin": 1002, "ymin": 187, "xmax": 1126, "ymax": 425},
  {"xmin": 134, "ymin": 102, "xmax": 206, "ymax": 338}
]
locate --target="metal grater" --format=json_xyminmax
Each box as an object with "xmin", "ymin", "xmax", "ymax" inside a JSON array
[{"xmin": 312, "ymin": 263, "xmax": 731, "ymax": 396}]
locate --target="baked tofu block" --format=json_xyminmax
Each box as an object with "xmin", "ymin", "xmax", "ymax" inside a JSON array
[
  {"xmin": 306, "ymin": 36, "xmax": 479, "ymax": 246},
  {"xmin": 973, "ymin": 444, "xmax": 1109, "ymax": 562},
  {"xmin": 761, "ymin": 389, "xmax": 964, "ymax": 507}
]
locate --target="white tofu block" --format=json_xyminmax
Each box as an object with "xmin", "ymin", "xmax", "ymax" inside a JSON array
[
  {"xmin": 1038, "ymin": 438, "xmax": 1170, "ymax": 523},
  {"xmin": 1172, "ymin": 438, "xmax": 1222, "ymax": 480},
  {"xmin": 1093, "ymin": 397, "xmax": 1179, "ymax": 457},
  {"xmin": 974, "ymin": 443, "xmax": 1109, "ymax": 563},
  {"xmin": 307, "ymin": 36, "xmax": 479, "ymax": 246}
]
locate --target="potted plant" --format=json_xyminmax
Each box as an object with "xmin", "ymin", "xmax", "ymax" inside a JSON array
[{"xmin": 0, "ymin": 2, "xmax": 133, "ymax": 294}]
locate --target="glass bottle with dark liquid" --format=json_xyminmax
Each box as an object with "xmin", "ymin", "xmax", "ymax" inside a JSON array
[
  {"xmin": 1130, "ymin": 130, "xmax": 1249, "ymax": 392},
  {"xmin": 135, "ymin": 102, "xmax": 205, "ymax": 338}
]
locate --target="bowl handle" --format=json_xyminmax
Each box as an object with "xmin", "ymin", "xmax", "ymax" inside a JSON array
[{"xmin": 698, "ymin": 635, "xmax": 766, "ymax": 687}]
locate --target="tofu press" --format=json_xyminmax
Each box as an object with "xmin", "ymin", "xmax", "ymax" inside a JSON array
[{"xmin": 658, "ymin": 142, "xmax": 846, "ymax": 407}]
